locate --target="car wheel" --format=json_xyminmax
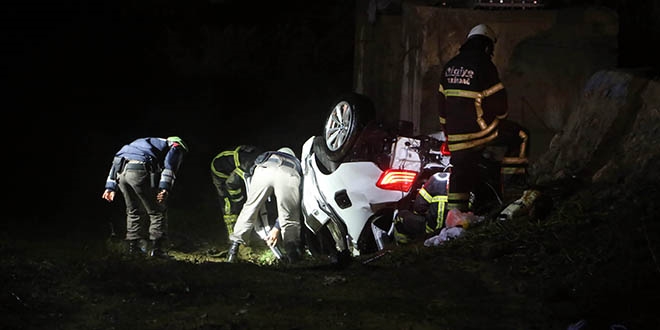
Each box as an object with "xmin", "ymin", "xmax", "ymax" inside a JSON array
[
  {"xmin": 322, "ymin": 93, "xmax": 376, "ymax": 161},
  {"xmin": 302, "ymin": 225, "xmax": 338, "ymax": 258}
]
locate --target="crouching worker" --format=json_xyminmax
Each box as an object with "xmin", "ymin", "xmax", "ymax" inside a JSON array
[
  {"xmin": 210, "ymin": 145, "xmax": 263, "ymax": 237},
  {"xmin": 226, "ymin": 147, "xmax": 304, "ymax": 264},
  {"xmin": 101, "ymin": 136, "xmax": 188, "ymax": 258},
  {"xmin": 394, "ymin": 171, "xmax": 483, "ymax": 246},
  {"xmin": 394, "ymin": 172, "xmax": 450, "ymax": 244}
]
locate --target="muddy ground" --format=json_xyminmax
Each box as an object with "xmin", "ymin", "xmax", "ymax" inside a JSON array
[{"xmin": 2, "ymin": 178, "xmax": 659, "ymax": 330}]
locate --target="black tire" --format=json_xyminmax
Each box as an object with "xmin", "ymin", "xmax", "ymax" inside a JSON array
[
  {"xmin": 322, "ymin": 93, "xmax": 376, "ymax": 162},
  {"xmin": 302, "ymin": 225, "xmax": 339, "ymax": 258},
  {"xmin": 356, "ymin": 212, "xmax": 394, "ymax": 255},
  {"xmin": 301, "ymin": 223, "xmax": 353, "ymax": 268}
]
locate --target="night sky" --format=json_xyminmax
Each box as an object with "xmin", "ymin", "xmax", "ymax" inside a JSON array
[
  {"xmin": 6, "ymin": 1, "xmax": 357, "ymax": 224},
  {"xmin": 8, "ymin": 1, "xmax": 356, "ymax": 145},
  {"xmin": 4, "ymin": 0, "xmax": 658, "ymax": 226}
]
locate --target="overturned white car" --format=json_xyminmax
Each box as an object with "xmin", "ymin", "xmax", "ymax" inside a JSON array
[{"xmin": 299, "ymin": 92, "xmax": 452, "ymax": 264}]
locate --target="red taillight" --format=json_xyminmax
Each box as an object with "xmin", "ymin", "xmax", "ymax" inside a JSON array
[
  {"xmin": 376, "ymin": 169, "xmax": 418, "ymax": 192},
  {"xmin": 440, "ymin": 141, "xmax": 451, "ymax": 156}
]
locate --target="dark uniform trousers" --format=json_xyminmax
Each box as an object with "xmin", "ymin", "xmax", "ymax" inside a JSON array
[{"xmin": 117, "ymin": 161, "xmax": 167, "ymax": 241}]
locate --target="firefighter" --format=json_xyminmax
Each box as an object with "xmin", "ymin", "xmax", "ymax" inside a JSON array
[
  {"xmin": 101, "ymin": 136, "xmax": 188, "ymax": 258},
  {"xmin": 394, "ymin": 172, "xmax": 450, "ymax": 244},
  {"xmin": 437, "ymin": 23, "xmax": 529, "ymax": 212},
  {"xmin": 210, "ymin": 145, "xmax": 264, "ymax": 236},
  {"xmin": 226, "ymin": 147, "xmax": 303, "ymax": 264}
]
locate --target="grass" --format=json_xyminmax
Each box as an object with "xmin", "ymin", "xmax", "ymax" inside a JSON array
[{"xmin": 2, "ymin": 181, "xmax": 659, "ymax": 330}]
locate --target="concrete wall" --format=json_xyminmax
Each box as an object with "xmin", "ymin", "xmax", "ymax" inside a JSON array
[{"xmin": 354, "ymin": 1, "xmax": 618, "ymax": 160}]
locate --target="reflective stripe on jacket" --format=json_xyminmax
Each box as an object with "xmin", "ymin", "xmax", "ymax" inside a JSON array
[
  {"xmin": 413, "ymin": 172, "xmax": 450, "ymax": 233},
  {"xmin": 438, "ymin": 49, "xmax": 508, "ymax": 152}
]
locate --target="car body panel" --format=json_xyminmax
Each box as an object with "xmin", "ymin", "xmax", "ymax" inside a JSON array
[{"xmin": 301, "ymin": 136, "xmax": 411, "ymax": 246}]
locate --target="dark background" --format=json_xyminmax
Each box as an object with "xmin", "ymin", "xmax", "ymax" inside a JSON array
[
  {"xmin": 3, "ymin": 0, "xmax": 658, "ymax": 226},
  {"xmin": 5, "ymin": 1, "xmax": 358, "ymax": 227}
]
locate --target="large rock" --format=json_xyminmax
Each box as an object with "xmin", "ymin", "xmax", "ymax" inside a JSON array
[{"xmin": 529, "ymin": 69, "xmax": 660, "ymax": 186}]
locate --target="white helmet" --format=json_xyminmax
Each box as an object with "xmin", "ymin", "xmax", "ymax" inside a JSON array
[
  {"xmin": 467, "ymin": 24, "xmax": 497, "ymax": 44},
  {"xmin": 277, "ymin": 147, "xmax": 296, "ymax": 158}
]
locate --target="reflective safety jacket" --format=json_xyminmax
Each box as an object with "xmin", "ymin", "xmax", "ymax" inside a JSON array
[
  {"xmin": 413, "ymin": 172, "xmax": 451, "ymax": 233},
  {"xmin": 438, "ymin": 48, "xmax": 508, "ymax": 152},
  {"xmin": 211, "ymin": 145, "xmax": 263, "ymax": 214}
]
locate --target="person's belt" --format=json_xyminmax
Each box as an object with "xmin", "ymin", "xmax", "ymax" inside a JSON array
[{"xmin": 124, "ymin": 160, "xmax": 149, "ymax": 171}]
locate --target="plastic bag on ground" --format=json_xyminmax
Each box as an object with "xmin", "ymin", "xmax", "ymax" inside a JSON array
[
  {"xmin": 424, "ymin": 227, "xmax": 464, "ymax": 247},
  {"xmin": 445, "ymin": 208, "xmax": 484, "ymax": 228}
]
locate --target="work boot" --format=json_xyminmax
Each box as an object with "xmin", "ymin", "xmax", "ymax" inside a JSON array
[
  {"xmin": 128, "ymin": 239, "xmax": 148, "ymax": 256},
  {"xmin": 150, "ymin": 238, "xmax": 169, "ymax": 258},
  {"xmin": 227, "ymin": 241, "xmax": 240, "ymax": 263}
]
